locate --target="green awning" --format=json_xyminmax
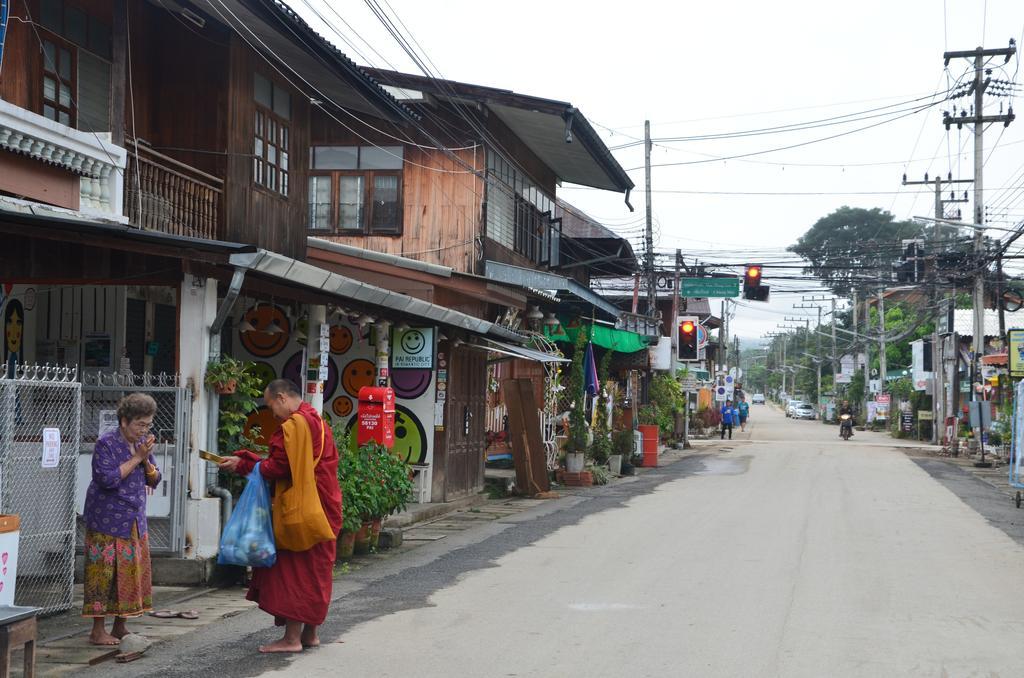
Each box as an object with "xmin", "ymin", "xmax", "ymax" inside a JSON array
[{"xmin": 544, "ymin": 321, "xmax": 652, "ymax": 353}]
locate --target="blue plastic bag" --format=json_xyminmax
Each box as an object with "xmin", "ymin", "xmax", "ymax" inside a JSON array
[{"xmin": 217, "ymin": 462, "xmax": 276, "ymax": 567}]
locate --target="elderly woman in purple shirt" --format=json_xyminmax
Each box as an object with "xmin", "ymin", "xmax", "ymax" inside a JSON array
[{"xmin": 82, "ymin": 393, "xmax": 161, "ymax": 646}]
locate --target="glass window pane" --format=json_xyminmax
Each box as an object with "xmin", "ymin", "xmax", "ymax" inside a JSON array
[
  {"xmin": 65, "ymin": 6, "xmax": 87, "ymax": 45},
  {"xmin": 267, "ymin": 144, "xmax": 276, "ymax": 165},
  {"xmin": 370, "ymin": 175, "xmax": 400, "ymax": 231},
  {"xmin": 280, "ymin": 152, "xmax": 288, "ymax": 171},
  {"xmin": 338, "ymin": 175, "xmax": 364, "ymax": 230},
  {"xmin": 58, "ymin": 49, "xmax": 71, "ymax": 80},
  {"xmin": 359, "ymin": 145, "xmax": 403, "ymax": 170},
  {"xmin": 254, "ymin": 73, "xmax": 272, "ymax": 109},
  {"xmin": 313, "ymin": 146, "xmax": 357, "ymax": 170},
  {"xmin": 267, "ymin": 166, "xmax": 276, "ymax": 190},
  {"xmin": 59, "ymin": 83, "xmax": 71, "ymax": 107},
  {"xmin": 43, "ymin": 77, "xmax": 57, "ymax": 102},
  {"xmin": 273, "ymin": 84, "xmax": 290, "ymax": 120},
  {"xmin": 281, "ymin": 172, "xmax": 288, "ymax": 196},
  {"xmin": 254, "ymin": 138, "xmax": 263, "ymax": 158},
  {"xmin": 309, "ymin": 176, "xmax": 332, "ymax": 230},
  {"xmin": 254, "ymin": 158, "xmax": 262, "ymax": 184},
  {"xmin": 59, "ymin": 110, "xmax": 70, "ymax": 126},
  {"xmin": 281, "ymin": 126, "xmax": 288, "ymax": 146},
  {"xmin": 43, "ymin": 42, "xmax": 56, "ymax": 72},
  {"xmin": 43, "ymin": 104, "xmax": 56, "ymax": 120},
  {"xmin": 255, "ymin": 111, "xmax": 263, "ymax": 136}
]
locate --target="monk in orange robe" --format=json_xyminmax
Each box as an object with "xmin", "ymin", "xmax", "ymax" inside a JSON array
[{"xmin": 219, "ymin": 378, "xmax": 343, "ymax": 653}]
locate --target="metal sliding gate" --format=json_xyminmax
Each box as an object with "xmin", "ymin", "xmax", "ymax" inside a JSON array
[
  {"xmin": 0, "ymin": 365, "xmax": 81, "ymax": 616},
  {"xmin": 79, "ymin": 372, "xmax": 190, "ymax": 557}
]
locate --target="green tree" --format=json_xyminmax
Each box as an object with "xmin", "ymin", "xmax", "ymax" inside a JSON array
[{"xmin": 788, "ymin": 207, "xmax": 923, "ymax": 297}]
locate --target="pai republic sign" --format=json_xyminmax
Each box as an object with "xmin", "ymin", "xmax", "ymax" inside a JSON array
[{"xmin": 392, "ymin": 327, "xmax": 434, "ymax": 369}]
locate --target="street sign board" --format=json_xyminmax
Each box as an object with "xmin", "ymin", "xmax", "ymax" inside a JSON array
[
  {"xmin": 696, "ymin": 323, "xmax": 709, "ymax": 349},
  {"xmin": 680, "ymin": 375, "xmax": 698, "ymax": 391},
  {"xmin": 876, "ymin": 393, "xmax": 891, "ymax": 404},
  {"xmin": 681, "ymin": 277, "xmax": 740, "ymax": 298},
  {"xmin": 1009, "ymin": 329, "xmax": 1024, "ymax": 377}
]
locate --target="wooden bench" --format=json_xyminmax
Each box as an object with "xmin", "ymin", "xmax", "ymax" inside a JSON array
[{"xmin": 0, "ymin": 606, "xmax": 39, "ymax": 678}]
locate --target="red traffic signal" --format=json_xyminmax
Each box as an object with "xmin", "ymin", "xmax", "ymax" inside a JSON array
[
  {"xmin": 677, "ymin": 317, "xmax": 698, "ymax": 361},
  {"xmin": 743, "ymin": 264, "xmax": 769, "ymax": 301}
]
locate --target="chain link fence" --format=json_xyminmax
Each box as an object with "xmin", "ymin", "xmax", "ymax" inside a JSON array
[
  {"xmin": 78, "ymin": 372, "xmax": 190, "ymax": 557},
  {"xmin": 0, "ymin": 364, "xmax": 81, "ymax": 616}
]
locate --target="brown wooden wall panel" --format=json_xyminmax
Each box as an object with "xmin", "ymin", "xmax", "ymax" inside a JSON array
[
  {"xmin": 310, "ymin": 108, "xmax": 485, "ymax": 273},
  {"xmin": 0, "ymin": 3, "xmax": 37, "ymax": 109},
  {"xmin": 0, "ymin": 151, "xmax": 79, "ymax": 208},
  {"xmin": 485, "ymin": 113, "xmax": 557, "ymax": 196},
  {"xmin": 223, "ymin": 35, "xmax": 310, "ymax": 260},
  {"xmin": 129, "ymin": 2, "xmax": 230, "ymax": 179}
]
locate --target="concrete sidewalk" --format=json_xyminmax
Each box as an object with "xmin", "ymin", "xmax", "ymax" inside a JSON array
[{"xmin": 17, "ymin": 450, "xmax": 717, "ymax": 677}]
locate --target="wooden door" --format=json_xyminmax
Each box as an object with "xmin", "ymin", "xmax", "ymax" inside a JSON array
[{"xmin": 444, "ymin": 347, "xmax": 487, "ymax": 500}]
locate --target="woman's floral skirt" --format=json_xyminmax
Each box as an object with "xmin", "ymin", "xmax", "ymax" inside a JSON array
[{"xmin": 82, "ymin": 524, "xmax": 152, "ymax": 618}]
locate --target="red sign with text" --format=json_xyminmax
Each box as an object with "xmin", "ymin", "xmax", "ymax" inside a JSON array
[{"xmin": 357, "ymin": 386, "xmax": 395, "ymax": 448}]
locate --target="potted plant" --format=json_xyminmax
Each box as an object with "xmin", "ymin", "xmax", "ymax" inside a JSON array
[
  {"xmin": 562, "ymin": 331, "xmax": 590, "ymax": 473},
  {"xmin": 205, "ymin": 355, "xmax": 247, "ymax": 395},
  {"xmin": 360, "ymin": 441, "xmax": 414, "ymax": 549},
  {"xmin": 612, "ymin": 429, "xmax": 635, "ymax": 475}
]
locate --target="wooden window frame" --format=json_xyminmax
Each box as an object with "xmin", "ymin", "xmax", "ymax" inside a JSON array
[
  {"xmin": 39, "ymin": 32, "xmax": 77, "ymax": 128},
  {"xmin": 254, "ymin": 106, "xmax": 290, "ymax": 198},
  {"xmin": 306, "ymin": 169, "xmax": 403, "ymax": 235}
]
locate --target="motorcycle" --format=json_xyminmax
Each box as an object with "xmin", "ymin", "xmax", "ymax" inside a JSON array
[{"xmin": 839, "ymin": 414, "xmax": 853, "ymax": 441}]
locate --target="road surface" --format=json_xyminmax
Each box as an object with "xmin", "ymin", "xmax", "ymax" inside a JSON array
[{"xmin": 108, "ymin": 405, "xmax": 1024, "ymax": 678}]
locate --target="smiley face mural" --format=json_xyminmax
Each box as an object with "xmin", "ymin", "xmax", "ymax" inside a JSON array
[
  {"xmin": 239, "ymin": 304, "xmax": 290, "ymax": 357},
  {"xmin": 341, "ymin": 358, "xmax": 375, "ymax": 398},
  {"xmin": 332, "ymin": 396, "xmax": 353, "ymax": 418},
  {"xmin": 232, "ymin": 311, "xmax": 437, "ymax": 497},
  {"xmin": 344, "ymin": 404, "xmax": 426, "ymax": 464},
  {"xmin": 330, "ymin": 325, "xmax": 353, "ymax": 354}
]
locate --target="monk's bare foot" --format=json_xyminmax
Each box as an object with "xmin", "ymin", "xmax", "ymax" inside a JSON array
[
  {"xmin": 300, "ymin": 632, "xmax": 320, "ymax": 648},
  {"xmin": 89, "ymin": 631, "xmax": 120, "ymax": 646},
  {"xmin": 111, "ymin": 627, "xmax": 129, "ymax": 639},
  {"xmin": 258, "ymin": 638, "xmax": 303, "ymax": 654}
]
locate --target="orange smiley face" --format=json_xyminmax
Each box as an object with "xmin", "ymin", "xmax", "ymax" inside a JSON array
[
  {"xmin": 330, "ymin": 325, "xmax": 353, "ymax": 354},
  {"xmin": 332, "ymin": 397, "xmax": 353, "ymax": 417},
  {"xmin": 239, "ymin": 304, "xmax": 291, "ymax": 358},
  {"xmin": 341, "ymin": 359, "xmax": 375, "ymax": 398}
]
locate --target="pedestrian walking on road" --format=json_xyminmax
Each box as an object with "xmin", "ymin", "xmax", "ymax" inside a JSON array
[
  {"xmin": 720, "ymin": 399, "xmax": 735, "ymax": 440},
  {"xmin": 738, "ymin": 398, "xmax": 749, "ymax": 432},
  {"xmin": 82, "ymin": 393, "xmax": 161, "ymax": 646},
  {"xmin": 219, "ymin": 379, "xmax": 342, "ymax": 654}
]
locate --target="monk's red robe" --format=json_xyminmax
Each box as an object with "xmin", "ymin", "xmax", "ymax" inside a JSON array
[{"xmin": 234, "ymin": 402, "xmax": 343, "ymax": 626}]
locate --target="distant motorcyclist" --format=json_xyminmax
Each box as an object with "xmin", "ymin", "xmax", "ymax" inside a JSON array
[{"xmin": 838, "ymin": 400, "xmax": 854, "ymax": 438}]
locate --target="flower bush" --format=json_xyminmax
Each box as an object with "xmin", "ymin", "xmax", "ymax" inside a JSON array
[{"xmin": 333, "ymin": 426, "xmax": 413, "ymax": 532}]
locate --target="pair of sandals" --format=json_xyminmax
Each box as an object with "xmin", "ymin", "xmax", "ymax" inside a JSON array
[{"xmin": 148, "ymin": 609, "xmax": 199, "ymax": 619}]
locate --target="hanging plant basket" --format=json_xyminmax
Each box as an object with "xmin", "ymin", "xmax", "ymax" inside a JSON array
[{"xmin": 213, "ymin": 379, "xmax": 238, "ymax": 395}]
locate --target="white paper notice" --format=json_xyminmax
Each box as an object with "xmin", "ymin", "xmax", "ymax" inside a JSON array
[
  {"xmin": 42, "ymin": 428, "xmax": 61, "ymax": 468},
  {"xmin": 98, "ymin": 410, "xmax": 119, "ymax": 437}
]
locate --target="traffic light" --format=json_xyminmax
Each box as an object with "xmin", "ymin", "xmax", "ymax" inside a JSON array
[
  {"xmin": 678, "ymin": 316, "xmax": 698, "ymax": 361},
  {"xmin": 743, "ymin": 265, "xmax": 769, "ymax": 301}
]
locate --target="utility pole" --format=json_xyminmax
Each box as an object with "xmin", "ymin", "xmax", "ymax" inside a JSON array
[
  {"xmin": 901, "ymin": 173, "xmax": 970, "ymax": 443},
  {"xmin": 644, "ymin": 120, "xmax": 656, "ymax": 317},
  {"xmin": 794, "ymin": 302, "xmax": 823, "ymax": 414},
  {"xmin": 942, "ymin": 42, "xmax": 1016, "ymax": 451},
  {"xmin": 878, "ymin": 289, "xmax": 887, "ymax": 395},
  {"xmin": 671, "ymin": 249, "xmax": 681, "ymax": 355},
  {"xmin": 831, "ymin": 297, "xmax": 838, "ymax": 395}
]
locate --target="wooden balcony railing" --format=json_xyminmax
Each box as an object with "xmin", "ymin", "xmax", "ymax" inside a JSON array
[{"xmin": 124, "ymin": 144, "xmax": 223, "ymax": 241}]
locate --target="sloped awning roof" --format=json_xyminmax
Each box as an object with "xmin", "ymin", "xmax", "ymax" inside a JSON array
[
  {"xmin": 364, "ymin": 69, "xmax": 634, "ymax": 194},
  {"xmin": 200, "ymin": 0, "xmax": 412, "ymax": 121},
  {"xmin": 230, "ymin": 250, "xmax": 525, "ymax": 342}
]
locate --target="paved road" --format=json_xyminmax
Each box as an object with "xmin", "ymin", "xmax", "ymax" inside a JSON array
[{"xmin": 109, "ymin": 406, "xmax": 1024, "ymax": 677}]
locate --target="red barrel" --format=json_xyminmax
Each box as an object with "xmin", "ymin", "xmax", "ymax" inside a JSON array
[{"xmin": 638, "ymin": 424, "xmax": 659, "ymax": 467}]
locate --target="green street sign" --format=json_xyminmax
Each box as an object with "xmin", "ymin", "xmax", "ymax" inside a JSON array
[{"xmin": 681, "ymin": 277, "xmax": 740, "ymax": 298}]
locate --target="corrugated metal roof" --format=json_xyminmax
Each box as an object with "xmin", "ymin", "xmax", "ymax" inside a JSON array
[
  {"xmin": 308, "ymin": 237, "xmax": 453, "ymax": 277},
  {"xmin": 230, "ymin": 250, "xmax": 525, "ymax": 342}
]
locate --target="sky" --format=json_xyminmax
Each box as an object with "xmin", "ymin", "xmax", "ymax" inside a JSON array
[{"xmin": 291, "ymin": 0, "xmax": 1024, "ymax": 345}]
